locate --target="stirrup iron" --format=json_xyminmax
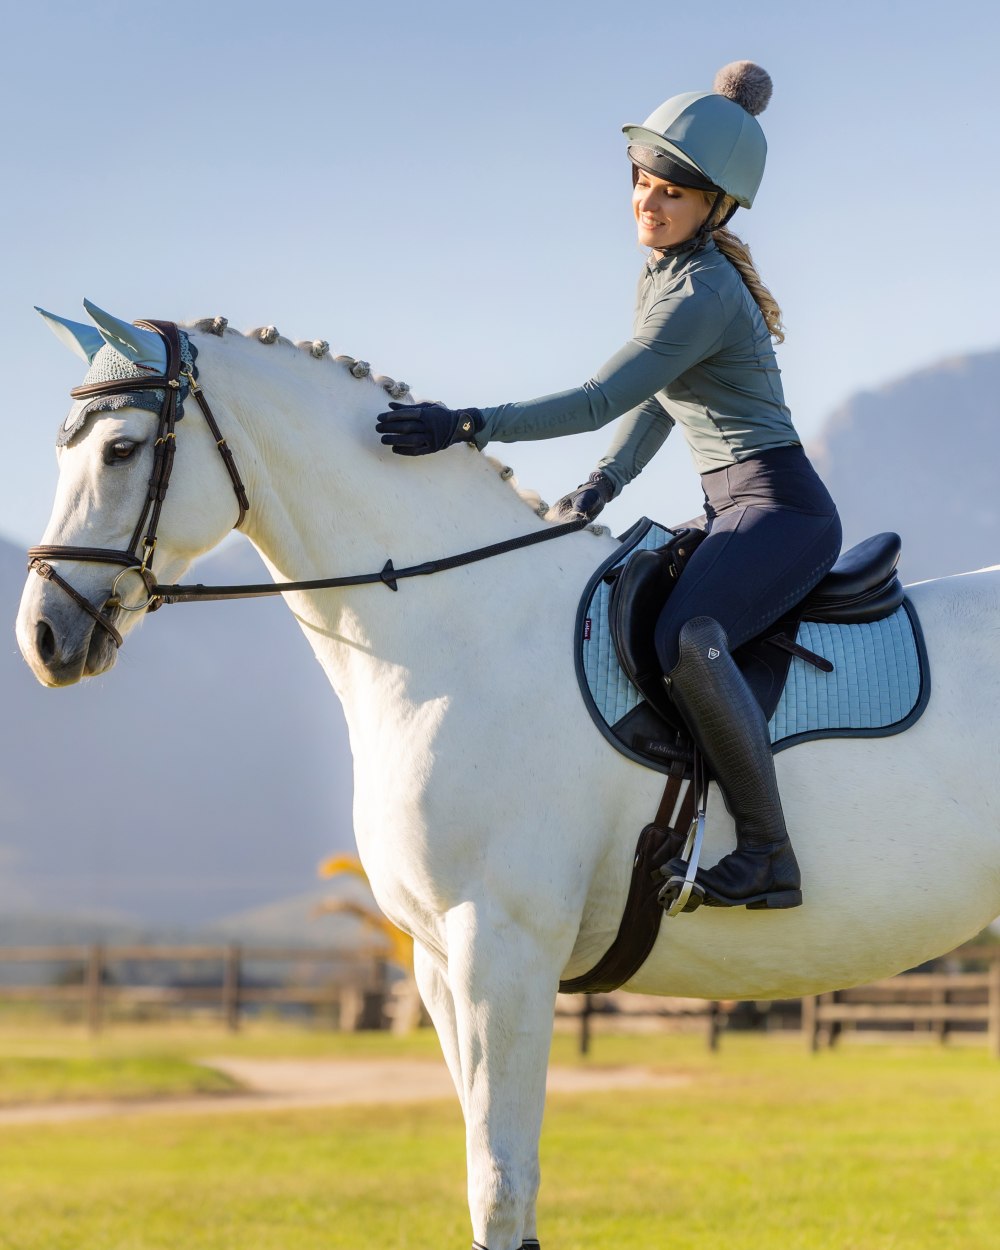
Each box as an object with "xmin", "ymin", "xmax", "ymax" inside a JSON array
[
  {"xmin": 659, "ymin": 805, "xmax": 706, "ymax": 915},
  {"xmin": 658, "ymin": 748, "xmax": 709, "ymax": 916}
]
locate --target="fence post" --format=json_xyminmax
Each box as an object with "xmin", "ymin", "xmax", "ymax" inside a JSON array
[
  {"xmin": 801, "ymin": 994, "xmax": 818, "ymax": 1052},
  {"xmin": 827, "ymin": 991, "xmax": 843, "ymax": 1049},
  {"xmin": 989, "ymin": 958, "xmax": 1000, "ymax": 1060},
  {"xmin": 373, "ymin": 958, "xmax": 390, "ymax": 1029},
  {"xmin": 579, "ymin": 995, "xmax": 593, "ymax": 1056},
  {"xmin": 932, "ymin": 981, "xmax": 948, "ymax": 1044},
  {"xmin": 222, "ymin": 944, "xmax": 241, "ymax": 1032},
  {"xmin": 86, "ymin": 944, "xmax": 104, "ymax": 1034},
  {"xmin": 706, "ymin": 1001, "xmax": 722, "ymax": 1051},
  {"xmin": 339, "ymin": 985, "xmax": 362, "ymax": 1031}
]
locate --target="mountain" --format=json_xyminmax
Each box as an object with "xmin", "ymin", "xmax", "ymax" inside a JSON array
[
  {"xmin": 810, "ymin": 349, "xmax": 1000, "ymax": 582},
  {"xmin": 0, "ymin": 872, "xmax": 392, "ymax": 982},
  {"xmin": 207, "ymin": 877, "xmax": 381, "ymax": 947},
  {"xmin": 1, "ymin": 536, "xmax": 356, "ymax": 932}
]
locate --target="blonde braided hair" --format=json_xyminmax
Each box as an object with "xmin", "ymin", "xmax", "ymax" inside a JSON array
[{"xmin": 703, "ymin": 193, "xmax": 785, "ymax": 343}]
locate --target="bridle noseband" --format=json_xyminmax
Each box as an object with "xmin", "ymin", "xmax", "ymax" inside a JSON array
[
  {"xmin": 27, "ymin": 319, "xmax": 249, "ymax": 647},
  {"xmin": 28, "ymin": 317, "xmax": 589, "ymax": 649}
]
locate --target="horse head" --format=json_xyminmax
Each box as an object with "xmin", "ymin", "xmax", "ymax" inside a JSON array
[
  {"xmin": 16, "ymin": 304, "xmax": 247, "ymax": 686},
  {"xmin": 16, "ymin": 302, "xmax": 558, "ymax": 694}
]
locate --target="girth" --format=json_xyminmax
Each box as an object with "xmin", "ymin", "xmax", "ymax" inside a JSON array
[{"xmin": 559, "ymin": 772, "xmax": 696, "ymax": 994}]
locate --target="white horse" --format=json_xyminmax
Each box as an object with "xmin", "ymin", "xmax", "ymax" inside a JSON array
[{"xmin": 16, "ymin": 307, "xmax": 1000, "ymax": 1250}]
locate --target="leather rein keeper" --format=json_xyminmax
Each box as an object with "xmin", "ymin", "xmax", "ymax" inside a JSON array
[{"xmin": 28, "ymin": 319, "xmax": 587, "ymax": 648}]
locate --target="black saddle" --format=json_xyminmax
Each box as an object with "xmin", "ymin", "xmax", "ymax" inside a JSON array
[
  {"xmin": 608, "ymin": 530, "xmax": 904, "ymax": 749},
  {"xmin": 799, "ymin": 532, "xmax": 903, "ymax": 623}
]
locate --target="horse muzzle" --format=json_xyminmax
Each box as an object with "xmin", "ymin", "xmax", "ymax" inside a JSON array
[{"xmin": 16, "ymin": 574, "xmax": 121, "ymax": 686}]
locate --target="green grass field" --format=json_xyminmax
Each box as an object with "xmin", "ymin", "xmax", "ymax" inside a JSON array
[
  {"xmin": 0, "ymin": 1020, "xmax": 443, "ymax": 1103},
  {"xmin": 0, "ymin": 1027, "xmax": 998, "ymax": 1250},
  {"xmin": 0, "ymin": 1053, "xmax": 238, "ymax": 1104}
]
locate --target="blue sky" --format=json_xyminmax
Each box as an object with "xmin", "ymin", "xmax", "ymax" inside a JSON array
[{"xmin": 2, "ymin": 0, "xmax": 998, "ymax": 545}]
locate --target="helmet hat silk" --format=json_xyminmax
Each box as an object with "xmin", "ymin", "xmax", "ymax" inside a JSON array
[{"xmin": 623, "ymin": 62, "xmax": 772, "ymax": 210}]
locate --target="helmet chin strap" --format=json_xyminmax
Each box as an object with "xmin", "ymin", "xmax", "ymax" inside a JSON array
[
  {"xmin": 693, "ymin": 191, "xmax": 725, "ymax": 243},
  {"xmin": 693, "ymin": 190, "xmax": 740, "ymax": 243},
  {"xmin": 651, "ymin": 190, "xmax": 739, "ymax": 259},
  {"xmin": 709, "ymin": 192, "xmax": 740, "ymax": 232}
]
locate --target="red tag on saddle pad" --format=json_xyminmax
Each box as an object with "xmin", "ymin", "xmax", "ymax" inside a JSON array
[{"xmin": 583, "ymin": 618, "xmax": 592, "ymax": 641}]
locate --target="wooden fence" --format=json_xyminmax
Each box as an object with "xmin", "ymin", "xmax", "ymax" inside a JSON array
[
  {"xmin": 801, "ymin": 957, "xmax": 1000, "ymax": 1058},
  {"xmin": 2, "ymin": 941, "xmax": 998, "ymax": 1052},
  {"xmin": 565, "ymin": 945, "xmax": 1000, "ymax": 1057},
  {"xmin": 559, "ymin": 993, "xmax": 728, "ymax": 1055},
  {"xmin": 0, "ymin": 944, "xmax": 393, "ymax": 1033}
]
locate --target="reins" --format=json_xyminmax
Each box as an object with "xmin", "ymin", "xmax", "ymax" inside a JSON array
[
  {"xmin": 153, "ymin": 517, "xmax": 590, "ymax": 604},
  {"xmin": 28, "ymin": 319, "xmax": 589, "ymax": 645}
]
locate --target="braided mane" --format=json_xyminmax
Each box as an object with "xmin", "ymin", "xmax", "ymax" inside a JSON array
[{"xmin": 186, "ymin": 317, "xmax": 605, "ymax": 533}]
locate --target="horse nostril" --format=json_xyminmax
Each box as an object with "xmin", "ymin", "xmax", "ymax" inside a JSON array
[{"xmin": 36, "ymin": 619, "xmax": 57, "ymax": 664}]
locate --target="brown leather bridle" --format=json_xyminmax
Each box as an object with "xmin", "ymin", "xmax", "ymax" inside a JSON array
[
  {"xmin": 27, "ymin": 318, "xmax": 588, "ymax": 649},
  {"xmin": 27, "ymin": 319, "xmax": 249, "ymax": 647}
]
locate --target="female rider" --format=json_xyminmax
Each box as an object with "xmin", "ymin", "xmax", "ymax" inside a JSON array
[{"xmin": 376, "ymin": 62, "xmax": 842, "ymax": 913}]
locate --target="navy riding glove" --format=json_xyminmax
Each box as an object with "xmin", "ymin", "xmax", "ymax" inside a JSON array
[
  {"xmin": 552, "ymin": 471, "xmax": 616, "ymax": 521},
  {"xmin": 376, "ymin": 402, "xmax": 484, "ymax": 456}
]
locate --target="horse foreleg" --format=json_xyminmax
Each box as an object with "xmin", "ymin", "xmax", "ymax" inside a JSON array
[
  {"xmin": 413, "ymin": 940, "xmax": 466, "ymax": 1115},
  {"xmin": 446, "ymin": 903, "xmax": 559, "ymax": 1250}
]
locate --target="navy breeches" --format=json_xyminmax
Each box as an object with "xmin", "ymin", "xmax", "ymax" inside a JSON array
[{"xmin": 654, "ymin": 445, "xmax": 843, "ymax": 672}]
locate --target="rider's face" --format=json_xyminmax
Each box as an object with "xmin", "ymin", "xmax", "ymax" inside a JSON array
[{"xmin": 632, "ymin": 172, "xmax": 712, "ymax": 249}]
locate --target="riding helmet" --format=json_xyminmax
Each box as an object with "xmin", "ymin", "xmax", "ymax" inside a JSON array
[{"xmin": 623, "ymin": 61, "xmax": 772, "ymax": 209}]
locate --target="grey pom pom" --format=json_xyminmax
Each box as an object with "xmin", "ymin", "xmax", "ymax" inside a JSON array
[{"xmin": 713, "ymin": 61, "xmax": 772, "ymax": 116}]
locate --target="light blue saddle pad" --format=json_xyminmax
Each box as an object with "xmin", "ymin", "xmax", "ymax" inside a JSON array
[{"xmin": 576, "ymin": 518, "xmax": 931, "ymax": 773}]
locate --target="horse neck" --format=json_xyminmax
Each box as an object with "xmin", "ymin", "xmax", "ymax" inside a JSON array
[{"xmin": 195, "ymin": 329, "xmax": 575, "ymax": 697}]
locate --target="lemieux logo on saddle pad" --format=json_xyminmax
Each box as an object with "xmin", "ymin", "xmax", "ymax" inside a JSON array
[{"xmin": 575, "ymin": 518, "xmax": 930, "ymax": 774}]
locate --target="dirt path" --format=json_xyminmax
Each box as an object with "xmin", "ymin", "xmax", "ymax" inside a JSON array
[{"xmin": 0, "ymin": 1057, "xmax": 688, "ymax": 1126}]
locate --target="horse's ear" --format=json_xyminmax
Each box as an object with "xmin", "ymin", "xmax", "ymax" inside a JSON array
[
  {"xmin": 35, "ymin": 306, "xmax": 105, "ymax": 363},
  {"xmin": 83, "ymin": 299, "xmax": 167, "ymax": 372}
]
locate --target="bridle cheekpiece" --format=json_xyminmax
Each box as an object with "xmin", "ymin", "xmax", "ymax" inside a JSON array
[{"xmin": 27, "ymin": 319, "xmax": 249, "ymax": 647}]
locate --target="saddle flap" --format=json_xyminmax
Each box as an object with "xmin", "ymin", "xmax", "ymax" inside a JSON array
[{"xmin": 607, "ymin": 546, "xmax": 677, "ymax": 722}]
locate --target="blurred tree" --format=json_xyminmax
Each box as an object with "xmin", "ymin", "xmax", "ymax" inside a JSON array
[{"xmin": 316, "ymin": 854, "xmax": 414, "ymax": 972}]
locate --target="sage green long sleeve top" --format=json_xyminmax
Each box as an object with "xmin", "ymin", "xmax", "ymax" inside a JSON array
[{"xmin": 474, "ymin": 237, "xmax": 801, "ymax": 494}]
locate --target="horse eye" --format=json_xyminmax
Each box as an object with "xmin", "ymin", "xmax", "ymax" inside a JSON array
[{"xmin": 103, "ymin": 439, "xmax": 138, "ymax": 465}]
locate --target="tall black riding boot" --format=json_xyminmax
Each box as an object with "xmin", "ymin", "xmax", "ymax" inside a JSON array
[{"xmin": 661, "ymin": 616, "xmax": 802, "ymax": 910}]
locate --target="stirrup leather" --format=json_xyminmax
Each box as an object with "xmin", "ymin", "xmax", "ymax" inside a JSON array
[{"xmin": 658, "ymin": 749, "xmax": 708, "ymax": 915}]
